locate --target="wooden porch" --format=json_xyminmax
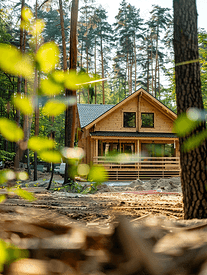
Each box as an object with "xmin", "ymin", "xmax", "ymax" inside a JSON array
[{"xmin": 93, "ymin": 156, "xmax": 181, "ymax": 181}]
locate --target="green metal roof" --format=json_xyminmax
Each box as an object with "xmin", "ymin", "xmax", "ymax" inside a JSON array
[
  {"xmin": 77, "ymin": 104, "xmax": 114, "ymax": 128},
  {"xmin": 90, "ymin": 131, "xmax": 177, "ymax": 138}
]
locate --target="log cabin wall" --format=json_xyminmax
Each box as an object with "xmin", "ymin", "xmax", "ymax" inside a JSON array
[
  {"xmin": 76, "ymin": 88, "xmax": 179, "ymax": 173},
  {"xmin": 140, "ymin": 96, "xmax": 174, "ymax": 133},
  {"xmin": 93, "ymin": 95, "xmax": 174, "ymax": 133}
]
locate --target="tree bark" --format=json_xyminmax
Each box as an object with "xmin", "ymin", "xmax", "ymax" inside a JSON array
[
  {"xmin": 173, "ymin": 0, "xmax": 207, "ymax": 219},
  {"xmin": 100, "ymin": 35, "xmax": 105, "ymax": 104},
  {"xmin": 95, "ymin": 36, "xmax": 97, "ymax": 104},
  {"xmin": 14, "ymin": 0, "xmax": 25, "ymax": 170},
  {"xmin": 33, "ymin": 0, "xmax": 39, "ymax": 181},
  {"xmin": 59, "ymin": 0, "xmax": 67, "ymax": 72},
  {"xmin": 134, "ymin": 36, "xmax": 137, "ymax": 91},
  {"xmin": 150, "ymin": 34, "xmax": 154, "ymax": 95},
  {"xmin": 64, "ymin": 0, "xmax": 79, "ymax": 184}
]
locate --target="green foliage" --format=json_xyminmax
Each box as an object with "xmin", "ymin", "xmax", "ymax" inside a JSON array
[
  {"xmin": 36, "ymin": 42, "xmax": 60, "ymax": 73},
  {"xmin": 0, "ymin": 239, "xmax": 28, "ymax": 272},
  {"xmin": 28, "ymin": 136, "xmax": 55, "ymax": 152},
  {"xmin": 13, "ymin": 95, "xmax": 34, "ymax": 115},
  {"xmin": 38, "ymin": 150, "xmax": 62, "ymax": 163},
  {"xmin": 10, "ymin": 188, "xmax": 36, "ymax": 201},
  {"xmin": 88, "ymin": 165, "xmax": 108, "ymax": 183},
  {"xmin": 0, "ymin": 150, "xmax": 15, "ymax": 162},
  {"xmin": 173, "ymin": 113, "xmax": 199, "ymax": 137},
  {"xmin": 0, "ymin": 118, "xmax": 24, "ymax": 142},
  {"xmin": 42, "ymin": 100, "xmax": 66, "ymax": 116},
  {"xmin": 0, "ymin": 44, "xmax": 33, "ymax": 79},
  {"xmin": 174, "ymin": 108, "xmax": 207, "ymax": 151},
  {"xmin": 198, "ymin": 29, "xmax": 207, "ymax": 107}
]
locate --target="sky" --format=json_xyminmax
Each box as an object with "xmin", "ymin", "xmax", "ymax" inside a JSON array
[{"xmin": 94, "ymin": 0, "xmax": 207, "ymax": 31}]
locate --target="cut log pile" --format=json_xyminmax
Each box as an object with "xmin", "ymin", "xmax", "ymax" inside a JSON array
[{"xmin": 1, "ymin": 214, "xmax": 207, "ymax": 275}]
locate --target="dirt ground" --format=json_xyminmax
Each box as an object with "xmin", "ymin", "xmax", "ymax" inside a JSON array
[
  {"xmin": 2, "ymin": 172, "xmax": 207, "ymax": 275},
  {"xmin": 0, "ymin": 172, "xmax": 184, "ymax": 225}
]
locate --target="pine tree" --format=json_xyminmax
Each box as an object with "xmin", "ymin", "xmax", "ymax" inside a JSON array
[{"xmin": 173, "ymin": 0, "xmax": 207, "ymax": 219}]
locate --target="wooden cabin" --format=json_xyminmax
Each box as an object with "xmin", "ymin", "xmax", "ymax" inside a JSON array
[{"xmin": 77, "ymin": 88, "xmax": 180, "ymax": 180}]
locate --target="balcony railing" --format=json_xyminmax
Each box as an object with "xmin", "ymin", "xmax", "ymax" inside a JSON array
[{"xmin": 93, "ymin": 156, "xmax": 180, "ymax": 171}]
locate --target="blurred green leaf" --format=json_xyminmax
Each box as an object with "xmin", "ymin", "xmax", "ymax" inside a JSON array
[
  {"xmin": 31, "ymin": 19, "xmax": 45, "ymax": 36},
  {"xmin": 0, "ymin": 195, "xmax": 6, "ymax": 203},
  {"xmin": 0, "ymin": 170, "xmax": 16, "ymax": 185},
  {"xmin": 0, "ymin": 240, "xmax": 7, "ymax": 271},
  {"xmin": 173, "ymin": 113, "xmax": 198, "ymax": 137},
  {"xmin": 51, "ymin": 71, "xmax": 65, "ymax": 84},
  {"xmin": 0, "ymin": 239, "xmax": 29, "ymax": 271},
  {"xmin": 21, "ymin": 7, "xmax": 33, "ymax": 21},
  {"xmin": 40, "ymin": 78, "xmax": 63, "ymax": 96},
  {"xmin": 0, "ymin": 171, "xmax": 6, "ymax": 185},
  {"xmin": 0, "ymin": 44, "xmax": 33, "ymax": 78},
  {"xmin": 183, "ymin": 130, "xmax": 207, "ymax": 151},
  {"xmin": 28, "ymin": 136, "xmax": 55, "ymax": 152},
  {"xmin": 88, "ymin": 165, "xmax": 108, "ymax": 183},
  {"xmin": 11, "ymin": 188, "xmax": 36, "ymax": 201},
  {"xmin": 77, "ymin": 164, "xmax": 90, "ymax": 176},
  {"xmin": 38, "ymin": 150, "xmax": 62, "ymax": 163},
  {"xmin": 42, "ymin": 100, "xmax": 66, "ymax": 116},
  {"xmin": 0, "ymin": 118, "xmax": 24, "ymax": 142},
  {"xmin": 64, "ymin": 71, "xmax": 91, "ymax": 90},
  {"xmin": 13, "ymin": 95, "xmax": 33, "ymax": 115},
  {"xmin": 36, "ymin": 42, "xmax": 59, "ymax": 73}
]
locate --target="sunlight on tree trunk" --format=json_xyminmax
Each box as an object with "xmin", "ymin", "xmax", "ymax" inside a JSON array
[{"xmin": 173, "ymin": 0, "xmax": 207, "ymax": 219}]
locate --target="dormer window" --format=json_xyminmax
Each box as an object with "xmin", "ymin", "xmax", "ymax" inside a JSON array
[
  {"xmin": 141, "ymin": 113, "xmax": 154, "ymax": 128},
  {"xmin": 123, "ymin": 112, "xmax": 136, "ymax": 128}
]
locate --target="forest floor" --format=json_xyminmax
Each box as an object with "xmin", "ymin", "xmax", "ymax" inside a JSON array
[
  {"xmin": 1, "ymin": 172, "xmax": 207, "ymax": 274},
  {"xmin": 0, "ymin": 171, "xmax": 184, "ymax": 224}
]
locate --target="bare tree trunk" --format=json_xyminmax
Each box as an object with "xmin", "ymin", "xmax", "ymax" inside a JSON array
[
  {"xmin": 46, "ymin": 119, "xmax": 55, "ymax": 190},
  {"xmin": 64, "ymin": 0, "xmax": 79, "ymax": 184},
  {"xmin": 154, "ymin": 28, "xmax": 159, "ymax": 98},
  {"xmin": 14, "ymin": 0, "xmax": 25, "ymax": 170},
  {"xmin": 158, "ymin": 61, "xmax": 160, "ymax": 98},
  {"xmin": 150, "ymin": 34, "xmax": 154, "ymax": 96},
  {"xmin": 95, "ymin": 36, "xmax": 97, "ymax": 104},
  {"xmin": 34, "ymin": 0, "xmax": 39, "ymax": 181},
  {"xmin": 59, "ymin": 0, "xmax": 67, "ymax": 72},
  {"xmin": 134, "ymin": 36, "xmax": 137, "ymax": 91},
  {"xmin": 173, "ymin": 0, "xmax": 207, "ymax": 219},
  {"xmin": 100, "ymin": 35, "xmax": 105, "ymax": 104}
]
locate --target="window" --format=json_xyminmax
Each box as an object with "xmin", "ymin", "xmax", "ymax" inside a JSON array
[
  {"xmin": 123, "ymin": 112, "xmax": 136, "ymax": 128},
  {"xmin": 141, "ymin": 143, "xmax": 175, "ymax": 157},
  {"xmin": 141, "ymin": 113, "xmax": 154, "ymax": 128}
]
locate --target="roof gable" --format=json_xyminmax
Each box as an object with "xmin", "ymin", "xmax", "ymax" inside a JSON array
[
  {"xmin": 78, "ymin": 88, "xmax": 177, "ymax": 130},
  {"xmin": 77, "ymin": 103, "xmax": 114, "ymax": 128}
]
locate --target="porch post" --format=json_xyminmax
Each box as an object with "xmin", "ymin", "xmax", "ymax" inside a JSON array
[
  {"xmin": 137, "ymin": 140, "xmax": 140, "ymax": 171},
  {"xmin": 95, "ymin": 139, "xmax": 98, "ymax": 159},
  {"xmin": 137, "ymin": 140, "xmax": 140, "ymax": 155}
]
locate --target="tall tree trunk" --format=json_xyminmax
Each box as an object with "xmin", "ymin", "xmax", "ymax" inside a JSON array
[
  {"xmin": 34, "ymin": 0, "xmax": 39, "ymax": 181},
  {"xmin": 94, "ymin": 36, "xmax": 97, "ymax": 104},
  {"xmin": 134, "ymin": 36, "xmax": 137, "ymax": 91},
  {"xmin": 173, "ymin": 0, "xmax": 207, "ymax": 219},
  {"xmin": 59, "ymin": 0, "xmax": 67, "ymax": 72},
  {"xmin": 100, "ymin": 34, "xmax": 105, "ymax": 104},
  {"xmin": 14, "ymin": 0, "xmax": 25, "ymax": 170},
  {"xmin": 150, "ymin": 34, "xmax": 154, "ymax": 95},
  {"xmin": 158, "ymin": 61, "xmax": 160, "ymax": 98},
  {"xmin": 154, "ymin": 27, "xmax": 159, "ymax": 98},
  {"xmin": 64, "ymin": 0, "xmax": 79, "ymax": 184},
  {"xmin": 127, "ymin": 53, "xmax": 129, "ymax": 94},
  {"xmin": 147, "ymin": 40, "xmax": 150, "ymax": 92},
  {"xmin": 46, "ymin": 119, "xmax": 55, "ymax": 190}
]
